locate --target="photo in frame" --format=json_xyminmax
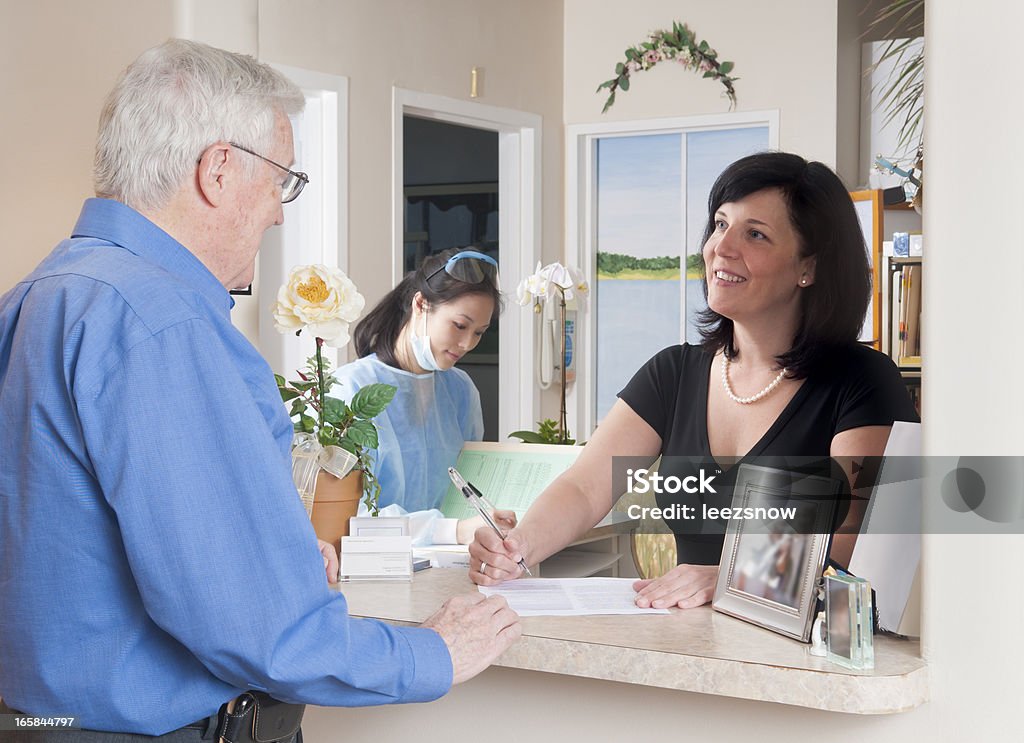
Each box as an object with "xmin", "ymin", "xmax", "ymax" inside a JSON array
[{"xmin": 712, "ymin": 463, "xmax": 842, "ymax": 642}]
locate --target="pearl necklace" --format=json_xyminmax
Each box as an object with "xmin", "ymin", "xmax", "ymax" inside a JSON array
[{"xmin": 721, "ymin": 355, "xmax": 787, "ymax": 405}]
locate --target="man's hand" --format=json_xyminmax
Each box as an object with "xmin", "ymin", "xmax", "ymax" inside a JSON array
[
  {"xmin": 421, "ymin": 593, "xmax": 521, "ymax": 684},
  {"xmin": 317, "ymin": 539, "xmax": 339, "ymax": 583}
]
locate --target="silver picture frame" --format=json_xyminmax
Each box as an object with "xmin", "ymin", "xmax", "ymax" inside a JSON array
[{"xmin": 712, "ymin": 463, "xmax": 841, "ymax": 642}]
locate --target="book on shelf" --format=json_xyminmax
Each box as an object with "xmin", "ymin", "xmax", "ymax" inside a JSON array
[{"xmin": 890, "ymin": 261, "xmax": 922, "ymax": 367}]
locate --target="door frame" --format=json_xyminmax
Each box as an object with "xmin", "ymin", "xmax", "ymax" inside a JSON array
[
  {"xmin": 257, "ymin": 64, "xmax": 349, "ymax": 376},
  {"xmin": 392, "ymin": 88, "xmax": 542, "ymax": 438}
]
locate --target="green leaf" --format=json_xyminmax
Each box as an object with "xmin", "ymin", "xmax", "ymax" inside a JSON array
[
  {"xmin": 292, "ymin": 380, "xmax": 317, "ymax": 392},
  {"xmin": 278, "ymin": 387, "xmax": 301, "ymax": 403},
  {"xmin": 350, "ymin": 383, "xmax": 397, "ymax": 419},
  {"xmin": 343, "ymin": 420, "xmax": 379, "ymax": 449},
  {"xmin": 507, "ymin": 430, "xmax": 548, "ymax": 444},
  {"xmin": 625, "ymin": 48, "xmax": 638, "ymax": 61},
  {"xmin": 299, "ymin": 414, "xmax": 316, "ymax": 433},
  {"xmin": 641, "ymin": 41, "xmax": 654, "ymax": 50},
  {"xmin": 274, "ymin": 374, "xmax": 286, "ymax": 388},
  {"xmin": 615, "ymin": 62, "xmax": 624, "ymax": 75},
  {"xmin": 619, "ymin": 75, "xmax": 630, "ymax": 92},
  {"xmin": 288, "ymin": 398, "xmax": 307, "ymax": 417},
  {"xmin": 698, "ymin": 40, "xmax": 709, "ymax": 53},
  {"xmin": 719, "ymin": 61, "xmax": 734, "ymax": 75},
  {"xmin": 322, "ymin": 396, "xmax": 347, "ymax": 424},
  {"xmin": 703, "ymin": 71, "xmax": 715, "ymax": 78},
  {"xmin": 596, "ymin": 79, "xmax": 614, "ymax": 91}
]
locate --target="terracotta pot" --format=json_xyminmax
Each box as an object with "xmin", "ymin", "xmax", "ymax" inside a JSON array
[{"xmin": 310, "ymin": 469, "xmax": 363, "ymax": 550}]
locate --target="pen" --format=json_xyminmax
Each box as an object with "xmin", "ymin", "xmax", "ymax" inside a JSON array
[{"xmin": 448, "ymin": 467, "xmax": 532, "ymax": 576}]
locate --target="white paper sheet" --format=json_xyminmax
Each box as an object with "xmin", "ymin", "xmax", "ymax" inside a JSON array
[
  {"xmin": 848, "ymin": 421, "xmax": 922, "ymax": 634},
  {"xmin": 478, "ymin": 578, "xmax": 670, "ymax": 616}
]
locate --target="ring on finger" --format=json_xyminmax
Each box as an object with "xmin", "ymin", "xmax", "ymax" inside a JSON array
[{"xmin": 480, "ymin": 562, "xmax": 488, "ymax": 576}]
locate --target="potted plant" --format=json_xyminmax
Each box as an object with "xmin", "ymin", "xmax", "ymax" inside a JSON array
[
  {"xmin": 509, "ymin": 261, "xmax": 589, "ymax": 445},
  {"xmin": 272, "ymin": 264, "xmax": 396, "ymax": 546}
]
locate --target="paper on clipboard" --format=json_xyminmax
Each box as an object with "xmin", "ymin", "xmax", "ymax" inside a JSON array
[{"xmin": 437, "ymin": 441, "xmax": 581, "ymax": 519}]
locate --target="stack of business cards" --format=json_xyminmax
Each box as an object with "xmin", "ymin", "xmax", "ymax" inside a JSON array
[{"xmin": 339, "ymin": 536, "xmax": 413, "ymax": 581}]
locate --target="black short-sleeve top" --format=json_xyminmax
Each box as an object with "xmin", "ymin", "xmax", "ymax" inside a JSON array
[{"xmin": 618, "ymin": 343, "xmax": 919, "ymax": 564}]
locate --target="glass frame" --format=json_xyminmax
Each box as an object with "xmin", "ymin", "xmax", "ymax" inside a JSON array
[{"xmin": 229, "ymin": 141, "xmax": 309, "ymax": 203}]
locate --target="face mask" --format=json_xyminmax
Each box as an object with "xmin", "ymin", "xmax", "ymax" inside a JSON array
[{"xmin": 409, "ymin": 306, "xmax": 441, "ymax": 372}]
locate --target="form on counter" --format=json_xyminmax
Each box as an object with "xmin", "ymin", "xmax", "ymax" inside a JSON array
[{"xmin": 478, "ymin": 577, "xmax": 670, "ymax": 616}]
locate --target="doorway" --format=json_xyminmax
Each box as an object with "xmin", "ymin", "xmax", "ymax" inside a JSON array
[
  {"xmin": 392, "ymin": 89, "xmax": 542, "ymax": 441},
  {"xmin": 403, "ymin": 116, "xmax": 500, "ymax": 439}
]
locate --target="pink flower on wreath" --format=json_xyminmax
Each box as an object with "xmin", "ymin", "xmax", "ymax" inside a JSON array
[
  {"xmin": 700, "ymin": 60, "xmax": 715, "ymax": 73},
  {"xmin": 626, "ymin": 60, "xmax": 641, "ymax": 73},
  {"xmin": 643, "ymin": 50, "xmax": 661, "ymax": 67}
]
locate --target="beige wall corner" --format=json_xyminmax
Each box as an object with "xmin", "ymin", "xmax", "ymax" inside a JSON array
[{"xmin": 0, "ymin": 0, "xmax": 175, "ymax": 293}]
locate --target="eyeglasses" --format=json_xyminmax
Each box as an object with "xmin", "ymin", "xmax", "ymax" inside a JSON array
[
  {"xmin": 425, "ymin": 250, "xmax": 499, "ymax": 286},
  {"xmin": 229, "ymin": 141, "xmax": 309, "ymax": 203}
]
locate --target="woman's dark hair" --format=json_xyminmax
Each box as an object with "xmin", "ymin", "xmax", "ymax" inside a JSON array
[
  {"xmin": 697, "ymin": 151, "xmax": 870, "ymax": 378},
  {"xmin": 353, "ymin": 247, "xmax": 503, "ymax": 366}
]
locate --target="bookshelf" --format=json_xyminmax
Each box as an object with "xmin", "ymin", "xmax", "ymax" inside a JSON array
[{"xmin": 854, "ymin": 187, "xmax": 922, "ymax": 417}]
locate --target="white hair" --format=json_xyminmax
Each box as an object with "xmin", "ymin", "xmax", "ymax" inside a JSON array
[{"xmin": 94, "ymin": 39, "xmax": 304, "ymax": 212}]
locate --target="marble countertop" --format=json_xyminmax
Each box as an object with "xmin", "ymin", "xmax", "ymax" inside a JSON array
[{"xmin": 336, "ymin": 568, "xmax": 927, "ymax": 714}]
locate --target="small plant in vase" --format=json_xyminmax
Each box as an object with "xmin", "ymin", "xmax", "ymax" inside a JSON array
[
  {"xmin": 272, "ymin": 265, "xmax": 396, "ymax": 543},
  {"xmin": 510, "ymin": 262, "xmax": 589, "ymax": 445}
]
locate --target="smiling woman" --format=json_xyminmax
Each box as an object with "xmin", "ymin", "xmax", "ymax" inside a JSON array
[
  {"xmin": 469, "ymin": 151, "xmax": 918, "ymax": 608},
  {"xmin": 331, "ymin": 248, "xmax": 510, "ymax": 547}
]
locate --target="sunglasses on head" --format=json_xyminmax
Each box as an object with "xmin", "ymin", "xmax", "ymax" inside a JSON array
[{"xmin": 425, "ymin": 250, "xmax": 499, "ymax": 286}]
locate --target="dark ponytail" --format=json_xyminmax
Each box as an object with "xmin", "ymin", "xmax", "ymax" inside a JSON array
[{"xmin": 352, "ymin": 247, "xmax": 503, "ymax": 367}]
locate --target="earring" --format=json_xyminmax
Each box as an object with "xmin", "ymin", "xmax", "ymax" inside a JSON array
[{"xmin": 800, "ymin": 277, "xmax": 807, "ymax": 286}]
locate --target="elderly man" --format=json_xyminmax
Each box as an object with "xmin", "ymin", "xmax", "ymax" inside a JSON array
[{"xmin": 0, "ymin": 39, "xmax": 519, "ymax": 741}]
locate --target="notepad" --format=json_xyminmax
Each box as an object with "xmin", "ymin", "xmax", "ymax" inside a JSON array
[{"xmin": 437, "ymin": 441, "xmax": 582, "ymax": 520}]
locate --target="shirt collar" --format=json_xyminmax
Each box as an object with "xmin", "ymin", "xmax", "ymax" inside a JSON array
[{"xmin": 71, "ymin": 198, "xmax": 235, "ymax": 313}]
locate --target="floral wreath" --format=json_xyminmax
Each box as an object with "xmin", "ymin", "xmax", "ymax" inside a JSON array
[{"xmin": 597, "ymin": 21, "xmax": 738, "ymax": 113}]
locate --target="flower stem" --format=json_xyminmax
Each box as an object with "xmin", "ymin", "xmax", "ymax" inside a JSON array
[
  {"xmin": 558, "ymin": 290, "xmax": 568, "ymax": 445},
  {"xmin": 315, "ymin": 337, "xmax": 326, "ymax": 439}
]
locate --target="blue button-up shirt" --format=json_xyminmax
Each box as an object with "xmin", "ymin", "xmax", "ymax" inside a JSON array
[{"xmin": 0, "ymin": 199, "xmax": 452, "ymax": 734}]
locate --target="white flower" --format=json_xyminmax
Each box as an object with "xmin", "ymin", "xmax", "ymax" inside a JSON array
[
  {"xmin": 516, "ymin": 262, "xmax": 589, "ymax": 306},
  {"xmin": 272, "ymin": 264, "xmax": 365, "ymax": 347}
]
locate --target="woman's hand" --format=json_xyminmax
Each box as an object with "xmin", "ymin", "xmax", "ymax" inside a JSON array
[
  {"xmin": 456, "ymin": 510, "xmax": 517, "ymax": 544},
  {"xmin": 467, "ymin": 525, "xmax": 528, "ymax": 585},
  {"xmin": 633, "ymin": 564, "xmax": 719, "ymax": 609},
  {"xmin": 317, "ymin": 538, "xmax": 339, "ymax": 584}
]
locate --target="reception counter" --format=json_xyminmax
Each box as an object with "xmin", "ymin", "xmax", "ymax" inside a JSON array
[{"xmin": 333, "ymin": 568, "xmax": 927, "ymax": 715}]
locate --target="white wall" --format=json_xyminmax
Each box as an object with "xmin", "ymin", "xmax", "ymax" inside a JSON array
[
  {"xmin": 0, "ymin": 0, "xmax": 175, "ymax": 293},
  {"xmin": 563, "ymin": 0, "xmax": 839, "ymax": 166},
  {"xmin": 921, "ymin": 1, "xmax": 1024, "ymax": 736}
]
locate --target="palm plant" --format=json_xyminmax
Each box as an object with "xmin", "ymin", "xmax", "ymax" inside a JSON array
[{"xmin": 868, "ymin": 0, "xmax": 924, "ymax": 159}]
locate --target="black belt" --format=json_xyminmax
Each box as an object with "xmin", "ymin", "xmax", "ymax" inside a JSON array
[{"xmin": 1, "ymin": 694, "xmax": 303, "ymax": 743}]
